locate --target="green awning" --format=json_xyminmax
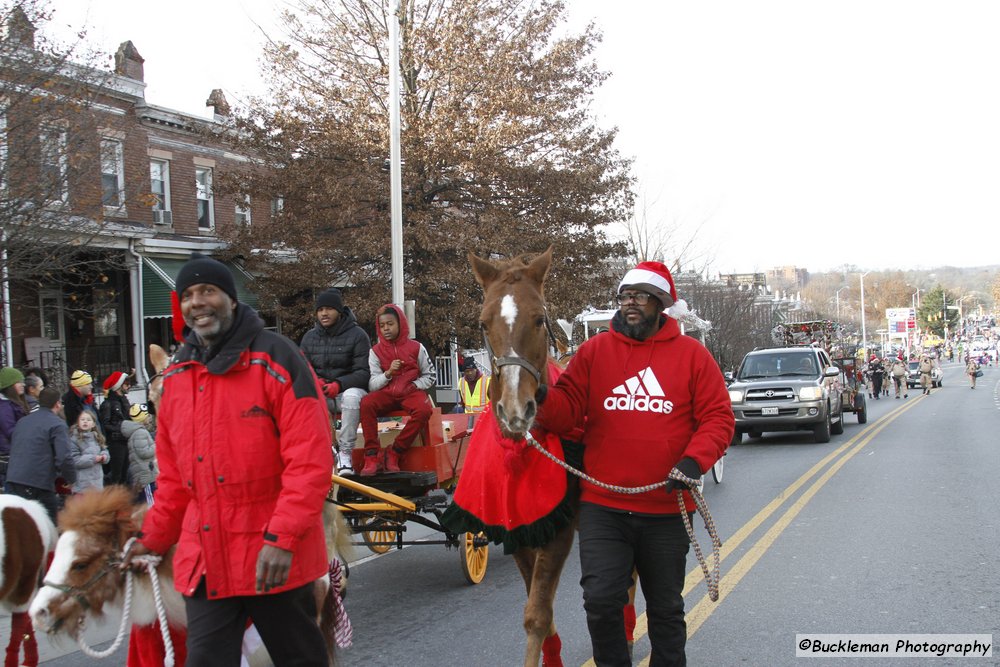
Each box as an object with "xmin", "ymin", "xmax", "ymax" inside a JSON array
[{"xmin": 142, "ymin": 256, "xmax": 260, "ymax": 318}]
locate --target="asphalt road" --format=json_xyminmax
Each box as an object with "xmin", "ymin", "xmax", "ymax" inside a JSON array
[{"xmin": 14, "ymin": 359, "xmax": 999, "ymax": 665}]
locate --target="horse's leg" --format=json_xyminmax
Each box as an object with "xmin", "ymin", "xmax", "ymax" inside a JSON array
[
  {"xmin": 520, "ymin": 524, "xmax": 575, "ymax": 667},
  {"xmin": 4, "ymin": 612, "xmax": 27, "ymax": 667}
]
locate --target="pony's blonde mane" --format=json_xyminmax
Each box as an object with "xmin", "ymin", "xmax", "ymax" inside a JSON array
[{"xmin": 57, "ymin": 487, "xmax": 135, "ymax": 535}]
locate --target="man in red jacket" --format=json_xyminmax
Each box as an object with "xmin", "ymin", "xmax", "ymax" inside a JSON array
[
  {"xmin": 124, "ymin": 254, "xmax": 333, "ymax": 666},
  {"xmin": 539, "ymin": 261, "xmax": 733, "ymax": 667}
]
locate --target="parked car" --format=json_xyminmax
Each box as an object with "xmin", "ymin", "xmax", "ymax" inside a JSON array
[{"xmin": 906, "ymin": 361, "xmax": 942, "ymax": 388}]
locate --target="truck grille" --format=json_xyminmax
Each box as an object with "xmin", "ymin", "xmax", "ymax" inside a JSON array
[
  {"xmin": 744, "ymin": 407, "xmax": 799, "ymax": 417},
  {"xmin": 745, "ymin": 387, "xmax": 795, "ymax": 401}
]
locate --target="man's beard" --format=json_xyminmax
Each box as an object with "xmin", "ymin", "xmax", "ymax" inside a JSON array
[
  {"xmin": 188, "ymin": 305, "xmax": 236, "ymax": 346},
  {"xmin": 621, "ymin": 310, "xmax": 661, "ymax": 341}
]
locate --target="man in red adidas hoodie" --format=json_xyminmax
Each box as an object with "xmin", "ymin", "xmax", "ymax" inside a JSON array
[{"xmin": 539, "ymin": 261, "xmax": 733, "ymax": 667}]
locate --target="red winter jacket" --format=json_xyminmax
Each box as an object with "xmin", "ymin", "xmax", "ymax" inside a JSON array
[
  {"xmin": 139, "ymin": 304, "xmax": 333, "ymax": 599},
  {"xmin": 540, "ymin": 313, "xmax": 733, "ymax": 515}
]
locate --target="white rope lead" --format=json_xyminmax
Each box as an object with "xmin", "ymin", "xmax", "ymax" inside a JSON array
[
  {"xmin": 525, "ymin": 433, "xmax": 722, "ymax": 601},
  {"xmin": 75, "ymin": 537, "xmax": 175, "ymax": 666}
]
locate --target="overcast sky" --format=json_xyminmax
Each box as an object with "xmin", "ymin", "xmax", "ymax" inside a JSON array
[{"xmin": 46, "ymin": 0, "xmax": 999, "ymax": 274}]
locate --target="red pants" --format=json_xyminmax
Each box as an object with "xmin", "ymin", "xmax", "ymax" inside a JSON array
[{"xmin": 360, "ymin": 391, "xmax": 432, "ymax": 452}]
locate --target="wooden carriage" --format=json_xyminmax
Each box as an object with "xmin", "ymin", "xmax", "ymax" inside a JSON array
[{"xmin": 329, "ymin": 407, "xmax": 490, "ymax": 584}]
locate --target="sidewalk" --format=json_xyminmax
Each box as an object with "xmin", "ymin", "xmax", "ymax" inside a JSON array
[{"xmin": 1, "ymin": 608, "xmax": 124, "ymax": 664}]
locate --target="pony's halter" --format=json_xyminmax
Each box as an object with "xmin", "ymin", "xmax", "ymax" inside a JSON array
[
  {"xmin": 480, "ymin": 309, "xmax": 559, "ymax": 386},
  {"xmin": 42, "ymin": 552, "xmax": 122, "ymax": 612}
]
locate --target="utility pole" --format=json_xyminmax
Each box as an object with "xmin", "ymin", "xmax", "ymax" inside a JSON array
[{"xmin": 388, "ymin": 0, "xmax": 404, "ymax": 308}]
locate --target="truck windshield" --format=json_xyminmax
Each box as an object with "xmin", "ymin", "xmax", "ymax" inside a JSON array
[{"xmin": 738, "ymin": 352, "xmax": 817, "ymax": 379}]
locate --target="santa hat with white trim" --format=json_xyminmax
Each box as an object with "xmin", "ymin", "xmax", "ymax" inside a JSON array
[{"xmin": 618, "ymin": 261, "xmax": 677, "ymax": 308}]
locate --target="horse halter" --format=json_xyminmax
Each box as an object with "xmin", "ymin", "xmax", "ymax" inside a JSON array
[
  {"xmin": 43, "ymin": 553, "xmax": 123, "ymax": 612},
  {"xmin": 480, "ymin": 308, "xmax": 559, "ymax": 386}
]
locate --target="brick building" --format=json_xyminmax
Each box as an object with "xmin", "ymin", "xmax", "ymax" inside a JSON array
[{"xmin": 1, "ymin": 11, "xmax": 269, "ymax": 389}]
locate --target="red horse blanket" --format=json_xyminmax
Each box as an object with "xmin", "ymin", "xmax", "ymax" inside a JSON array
[{"xmin": 442, "ymin": 363, "xmax": 578, "ymax": 554}]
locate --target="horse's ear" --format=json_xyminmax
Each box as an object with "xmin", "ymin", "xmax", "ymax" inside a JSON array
[
  {"xmin": 149, "ymin": 344, "xmax": 170, "ymax": 373},
  {"xmin": 524, "ymin": 246, "xmax": 553, "ymax": 285},
  {"xmin": 469, "ymin": 252, "xmax": 501, "ymax": 289}
]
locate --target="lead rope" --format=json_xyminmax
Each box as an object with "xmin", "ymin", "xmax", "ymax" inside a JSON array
[
  {"xmin": 524, "ymin": 433, "xmax": 722, "ymax": 602},
  {"xmin": 75, "ymin": 537, "xmax": 175, "ymax": 667}
]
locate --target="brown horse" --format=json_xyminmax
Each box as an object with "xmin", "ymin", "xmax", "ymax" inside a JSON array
[
  {"xmin": 1, "ymin": 495, "xmax": 58, "ymax": 667},
  {"xmin": 468, "ymin": 247, "xmax": 578, "ymax": 667}
]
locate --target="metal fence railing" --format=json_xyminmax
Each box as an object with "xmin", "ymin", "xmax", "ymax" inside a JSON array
[{"xmin": 38, "ymin": 344, "xmax": 135, "ymax": 391}]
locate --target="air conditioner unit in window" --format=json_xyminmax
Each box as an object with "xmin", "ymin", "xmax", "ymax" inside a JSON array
[{"xmin": 153, "ymin": 209, "xmax": 173, "ymax": 225}]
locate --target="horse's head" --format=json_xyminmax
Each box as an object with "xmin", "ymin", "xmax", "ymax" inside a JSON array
[
  {"xmin": 30, "ymin": 487, "xmax": 139, "ymax": 636},
  {"xmin": 470, "ymin": 247, "xmax": 553, "ymax": 439},
  {"xmin": 146, "ymin": 343, "xmax": 171, "ymax": 407}
]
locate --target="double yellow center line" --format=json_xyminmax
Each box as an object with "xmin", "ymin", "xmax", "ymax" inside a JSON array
[{"xmin": 619, "ymin": 397, "xmax": 923, "ymax": 667}]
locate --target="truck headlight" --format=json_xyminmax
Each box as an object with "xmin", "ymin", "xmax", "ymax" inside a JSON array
[
  {"xmin": 728, "ymin": 389, "xmax": 744, "ymax": 403},
  {"xmin": 798, "ymin": 386, "xmax": 823, "ymax": 400}
]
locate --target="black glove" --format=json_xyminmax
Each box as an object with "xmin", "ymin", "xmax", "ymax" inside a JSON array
[
  {"xmin": 665, "ymin": 457, "xmax": 702, "ymax": 493},
  {"xmin": 534, "ymin": 384, "xmax": 548, "ymax": 406}
]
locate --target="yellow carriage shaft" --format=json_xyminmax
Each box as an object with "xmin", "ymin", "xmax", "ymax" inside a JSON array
[{"xmin": 331, "ymin": 474, "xmax": 417, "ymax": 512}]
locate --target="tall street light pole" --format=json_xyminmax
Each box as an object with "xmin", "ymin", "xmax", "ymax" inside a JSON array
[
  {"xmin": 835, "ymin": 286, "xmax": 848, "ymax": 320},
  {"xmin": 388, "ymin": 0, "xmax": 404, "ymax": 308},
  {"xmin": 860, "ymin": 272, "xmax": 871, "ymax": 356}
]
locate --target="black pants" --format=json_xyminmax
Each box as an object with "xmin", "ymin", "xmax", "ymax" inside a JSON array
[
  {"xmin": 4, "ymin": 482, "xmax": 60, "ymax": 523},
  {"xmin": 184, "ymin": 579, "xmax": 327, "ymax": 667},
  {"xmin": 105, "ymin": 440, "xmax": 129, "ymax": 485},
  {"xmin": 578, "ymin": 502, "xmax": 690, "ymax": 667}
]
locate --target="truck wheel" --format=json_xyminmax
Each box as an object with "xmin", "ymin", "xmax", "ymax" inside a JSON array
[
  {"xmin": 830, "ymin": 407, "xmax": 845, "ymax": 435},
  {"xmin": 813, "ymin": 412, "xmax": 831, "ymax": 443},
  {"xmin": 730, "ymin": 431, "xmax": 743, "ymax": 447}
]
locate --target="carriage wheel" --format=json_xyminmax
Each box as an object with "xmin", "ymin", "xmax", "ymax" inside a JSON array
[
  {"xmin": 361, "ymin": 517, "xmax": 397, "ymax": 554},
  {"xmin": 459, "ymin": 532, "xmax": 489, "ymax": 585},
  {"xmin": 711, "ymin": 456, "xmax": 724, "ymax": 484}
]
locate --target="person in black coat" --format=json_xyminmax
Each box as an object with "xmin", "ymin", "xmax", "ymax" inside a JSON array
[
  {"xmin": 98, "ymin": 370, "xmax": 132, "ymax": 485},
  {"xmin": 299, "ymin": 288, "xmax": 371, "ymax": 474}
]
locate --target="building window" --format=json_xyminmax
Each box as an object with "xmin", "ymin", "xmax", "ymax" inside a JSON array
[
  {"xmin": 270, "ymin": 196, "xmax": 284, "ymax": 217},
  {"xmin": 100, "ymin": 138, "xmax": 125, "ymax": 208},
  {"xmin": 235, "ymin": 195, "xmax": 251, "ymax": 225},
  {"xmin": 150, "ymin": 159, "xmax": 171, "ymax": 224},
  {"xmin": 195, "ymin": 167, "xmax": 214, "ymax": 230},
  {"xmin": 40, "ymin": 125, "xmax": 68, "ymax": 204}
]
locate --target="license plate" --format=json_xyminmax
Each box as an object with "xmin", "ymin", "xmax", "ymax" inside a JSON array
[{"xmin": 761, "ymin": 407, "xmax": 778, "ymax": 416}]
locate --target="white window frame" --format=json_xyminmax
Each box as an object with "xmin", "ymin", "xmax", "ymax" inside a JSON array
[
  {"xmin": 100, "ymin": 138, "xmax": 126, "ymax": 212},
  {"xmin": 40, "ymin": 124, "xmax": 69, "ymax": 206},
  {"xmin": 271, "ymin": 196, "xmax": 284, "ymax": 217},
  {"xmin": 150, "ymin": 159, "xmax": 171, "ymax": 223},
  {"xmin": 195, "ymin": 167, "xmax": 214, "ymax": 231},
  {"xmin": 235, "ymin": 194, "xmax": 251, "ymax": 225}
]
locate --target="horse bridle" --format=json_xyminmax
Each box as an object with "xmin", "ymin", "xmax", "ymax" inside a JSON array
[
  {"xmin": 480, "ymin": 308, "xmax": 559, "ymax": 386},
  {"xmin": 42, "ymin": 551, "xmax": 124, "ymax": 612}
]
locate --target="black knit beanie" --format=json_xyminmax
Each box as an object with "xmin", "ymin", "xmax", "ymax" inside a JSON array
[
  {"xmin": 175, "ymin": 253, "xmax": 238, "ymax": 301},
  {"xmin": 315, "ymin": 288, "xmax": 344, "ymax": 313}
]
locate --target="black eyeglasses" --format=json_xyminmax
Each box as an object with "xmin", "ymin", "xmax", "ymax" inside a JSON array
[{"xmin": 616, "ymin": 292, "xmax": 652, "ymax": 305}]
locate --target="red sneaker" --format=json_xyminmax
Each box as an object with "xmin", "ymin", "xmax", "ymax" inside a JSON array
[
  {"xmin": 359, "ymin": 451, "xmax": 381, "ymax": 477},
  {"xmin": 384, "ymin": 446, "xmax": 404, "ymax": 473}
]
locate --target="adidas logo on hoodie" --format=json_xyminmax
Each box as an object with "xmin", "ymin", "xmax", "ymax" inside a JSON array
[{"xmin": 604, "ymin": 366, "xmax": 674, "ymax": 414}]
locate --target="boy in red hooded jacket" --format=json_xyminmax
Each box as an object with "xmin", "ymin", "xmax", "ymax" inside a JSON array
[{"xmin": 359, "ymin": 304, "xmax": 436, "ymax": 476}]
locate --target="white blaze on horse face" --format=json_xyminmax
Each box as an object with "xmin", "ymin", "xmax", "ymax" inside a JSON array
[
  {"xmin": 499, "ymin": 294, "xmax": 522, "ymax": 399},
  {"xmin": 42, "ymin": 530, "xmax": 78, "ymax": 587},
  {"xmin": 30, "ymin": 531, "xmax": 80, "ymax": 619},
  {"xmin": 500, "ymin": 294, "xmax": 518, "ymax": 333}
]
